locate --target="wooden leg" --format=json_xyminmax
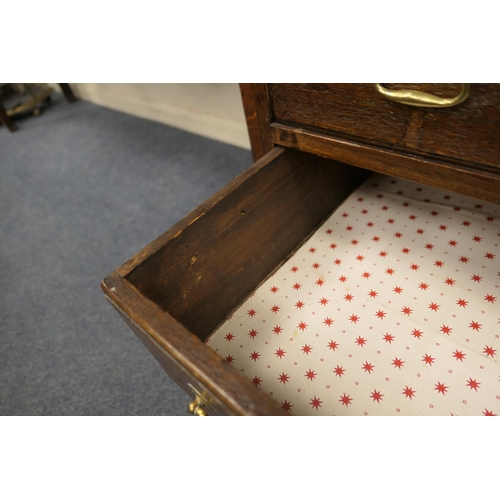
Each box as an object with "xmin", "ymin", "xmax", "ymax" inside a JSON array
[
  {"xmin": 0, "ymin": 103, "xmax": 17, "ymax": 132},
  {"xmin": 59, "ymin": 83, "xmax": 77, "ymax": 103}
]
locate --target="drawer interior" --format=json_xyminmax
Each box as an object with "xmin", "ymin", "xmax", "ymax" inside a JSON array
[{"xmin": 206, "ymin": 173, "xmax": 500, "ymax": 415}]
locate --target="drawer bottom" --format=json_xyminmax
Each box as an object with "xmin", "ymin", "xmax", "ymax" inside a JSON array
[{"xmin": 207, "ymin": 174, "xmax": 500, "ymax": 415}]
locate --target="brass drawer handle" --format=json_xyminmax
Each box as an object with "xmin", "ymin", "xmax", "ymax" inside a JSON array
[
  {"xmin": 188, "ymin": 396, "xmax": 208, "ymax": 416},
  {"xmin": 187, "ymin": 383, "xmax": 214, "ymax": 416},
  {"xmin": 374, "ymin": 83, "xmax": 470, "ymax": 108}
]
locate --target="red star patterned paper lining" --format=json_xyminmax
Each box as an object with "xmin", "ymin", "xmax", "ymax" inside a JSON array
[{"xmin": 206, "ymin": 173, "xmax": 500, "ymax": 415}]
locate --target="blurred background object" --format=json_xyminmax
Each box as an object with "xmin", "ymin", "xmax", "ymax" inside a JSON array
[{"xmin": 0, "ymin": 83, "xmax": 76, "ymax": 132}]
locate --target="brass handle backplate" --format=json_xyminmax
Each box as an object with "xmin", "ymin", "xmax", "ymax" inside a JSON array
[{"xmin": 374, "ymin": 83, "xmax": 471, "ymax": 108}]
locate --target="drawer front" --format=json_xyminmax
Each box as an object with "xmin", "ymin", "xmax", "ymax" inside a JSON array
[
  {"xmin": 270, "ymin": 84, "xmax": 500, "ymax": 171},
  {"xmin": 114, "ymin": 305, "xmax": 227, "ymax": 416}
]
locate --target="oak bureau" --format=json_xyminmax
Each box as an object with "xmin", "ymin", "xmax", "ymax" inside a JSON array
[{"xmin": 102, "ymin": 84, "xmax": 500, "ymax": 415}]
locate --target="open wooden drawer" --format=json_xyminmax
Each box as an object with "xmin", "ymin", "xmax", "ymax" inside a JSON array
[
  {"xmin": 102, "ymin": 145, "xmax": 500, "ymax": 416},
  {"xmin": 102, "ymin": 148, "xmax": 370, "ymax": 415}
]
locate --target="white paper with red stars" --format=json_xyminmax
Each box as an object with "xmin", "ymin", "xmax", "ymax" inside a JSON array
[{"xmin": 206, "ymin": 174, "xmax": 500, "ymax": 415}]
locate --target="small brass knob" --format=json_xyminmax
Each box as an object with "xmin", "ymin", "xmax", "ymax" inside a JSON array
[
  {"xmin": 194, "ymin": 406, "xmax": 208, "ymax": 416},
  {"xmin": 187, "ymin": 384, "xmax": 214, "ymax": 415},
  {"xmin": 188, "ymin": 394, "xmax": 209, "ymax": 416},
  {"xmin": 188, "ymin": 400, "xmax": 198, "ymax": 413}
]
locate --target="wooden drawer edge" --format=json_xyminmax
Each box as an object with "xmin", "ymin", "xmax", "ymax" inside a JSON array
[
  {"xmin": 102, "ymin": 272, "xmax": 287, "ymax": 416},
  {"xmin": 116, "ymin": 146, "xmax": 286, "ymax": 277},
  {"xmin": 271, "ymin": 123, "xmax": 500, "ymax": 205}
]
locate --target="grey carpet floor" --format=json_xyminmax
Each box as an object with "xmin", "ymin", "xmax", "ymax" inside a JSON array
[{"xmin": 0, "ymin": 91, "xmax": 252, "ymax": 415}]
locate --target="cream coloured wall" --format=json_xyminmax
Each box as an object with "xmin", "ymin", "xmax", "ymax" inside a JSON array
[{"xmin": 53, "ymin": 84, "xmax": 251, "ymax": 150}]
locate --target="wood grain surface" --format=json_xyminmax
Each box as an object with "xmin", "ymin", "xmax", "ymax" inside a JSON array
[
  {"xmin": 271, "ymin": 123, "xmax": 500, "ymax": 204},
  {"xmin": 270, "ymin": 84, "xmax": 500, "ymax": 171},
  {"xmin": 240, "ymin": 84, "xmax": 274, "ymax": 161}
]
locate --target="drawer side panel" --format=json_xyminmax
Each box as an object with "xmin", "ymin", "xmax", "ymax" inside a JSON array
[{"xmin": 127, "ymin": 149, "xmax": 369, "ymax": 340}]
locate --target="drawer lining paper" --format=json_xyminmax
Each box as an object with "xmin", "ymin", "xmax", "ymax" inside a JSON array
[{"xmin": 207, "ymin": 173, "xmax": 500, "ymax": 416}]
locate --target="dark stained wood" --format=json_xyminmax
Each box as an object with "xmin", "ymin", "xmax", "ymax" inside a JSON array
[
  {"xmin": 125, "ymin": 147, "xmax": 369, "ymax": 341},
  {"xmin": 270, "ymin": 84, "xmax": 500, "ymax": 171},
  {"xmin": 271, "ymin": 123, "xmax": 500, "ymax": 205},
  {"xmin": 239, "ymin": 84, "xmax": 273, "ymax": 161},
  {"xmin": 102, "ymin": 272, "xmax": 287, "ymax": 415},
  {"xmin": 59, "ymin": 83, "xmax": 77, "ymax": 103},
  {"xmin": 103, "ymin": 83, "xmax": 500, "ymax": 416},
  {"xmin": 116, "ymin": 148, "xmax": 286, "ymax": 278},
  {"xmin": 0, "ymin": 102, "xmax": 18, "ymax": 132}
]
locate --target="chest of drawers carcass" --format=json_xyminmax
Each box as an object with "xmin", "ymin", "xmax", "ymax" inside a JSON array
[{"xmin": 102, "ymin": 84, "xmax": 500, "ymax": 415}]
